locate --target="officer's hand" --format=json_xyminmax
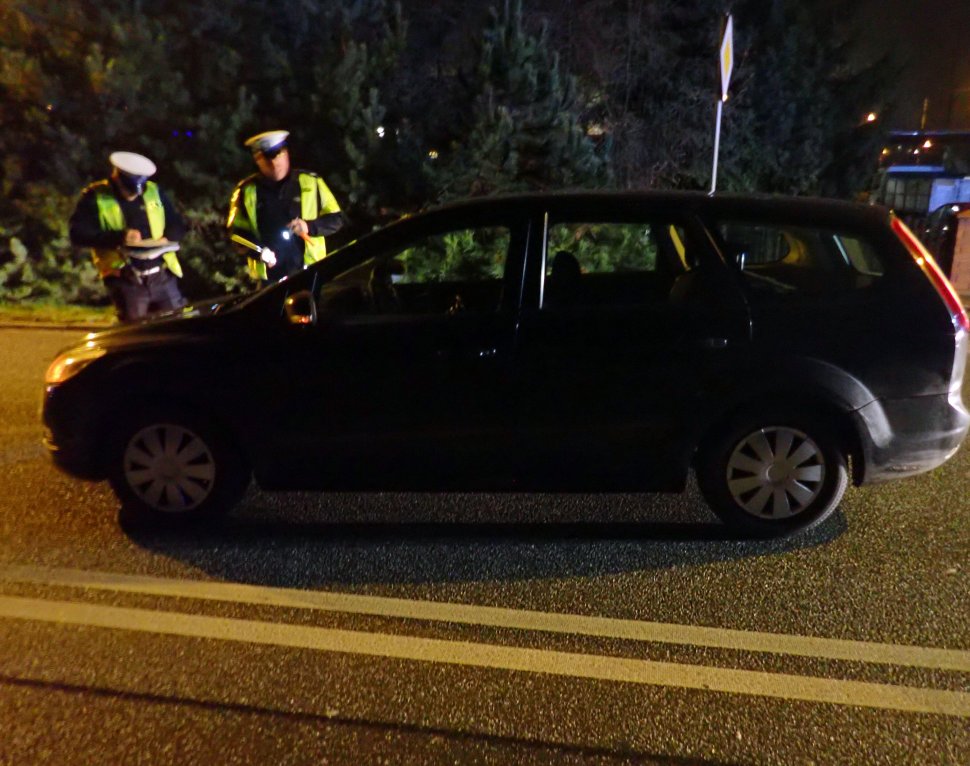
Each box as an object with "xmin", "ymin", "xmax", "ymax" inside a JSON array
[
  {"xmin": 260, "ymin": 248, "xmax": 277, "ymax": 267},
  {"xmin": 124, "ymin": 229, "xmax": 142, "ymax": 245},
  {"xmin": 287, "ymin": 218, "xmax": 309, "ymax": 237}
]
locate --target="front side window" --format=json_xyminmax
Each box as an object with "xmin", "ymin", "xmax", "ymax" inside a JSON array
[
  {"xmin": 396, "ymin": 226, "xmax": 509, "ymax": 286},
  {"xmin": 543, "ymin": 221, "xmax": 690, "ymax": 309},
  {"xmin": 318, "ymin": 225, "xmax": 511, "ymax": 316},
  {"xmin": 715, "ymin": 221, "xmax": 884, "ymax": 296}
]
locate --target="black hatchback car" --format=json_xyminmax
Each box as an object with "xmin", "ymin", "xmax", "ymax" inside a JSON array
[{"xmin": 43, "ymin": 192, "xmax": 970, "ymax": 535}]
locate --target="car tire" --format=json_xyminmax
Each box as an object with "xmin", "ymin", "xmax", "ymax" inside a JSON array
[
  {"xmin": 107, "ymin": 408, "xmax": 250, "ymax": 524},
  {"xmin": 696, "ymin": 410, "xmax": 848, "ymax": 537}
]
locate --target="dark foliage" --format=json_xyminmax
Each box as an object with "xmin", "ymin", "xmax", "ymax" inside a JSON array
[{"xmin": 0, "ymin": 0, "xmax": 894, "ymax": 304}]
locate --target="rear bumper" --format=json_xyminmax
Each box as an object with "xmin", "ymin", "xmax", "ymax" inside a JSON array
[{"xmin": 855, "ymin": 389, "xmax": 970, "ymax": 483}]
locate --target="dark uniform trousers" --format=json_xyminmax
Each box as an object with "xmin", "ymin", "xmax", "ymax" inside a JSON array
[{"xmin": 104, "ymin": 268, "xmax": 187, "ymax": 322}]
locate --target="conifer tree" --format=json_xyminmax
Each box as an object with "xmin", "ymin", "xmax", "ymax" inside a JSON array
[
  {"xmin": 427, "ymin": 0, "xmax": 609, "ymax": 202},
  {"xmin": 310, "ymin": 1, "xmax": 411, "ymax": 229},
  {"xmin": 0, "ymin": 0, "xmax": 900, "ymax": 308},
  {"xmin": 719, "ymin": 0, "xmax": 892, "ymax": 196}
]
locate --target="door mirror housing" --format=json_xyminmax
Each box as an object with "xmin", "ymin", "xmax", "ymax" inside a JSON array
[{"xmin": 284, "ymin": 290, "xmax": 317, "ymax": 326}]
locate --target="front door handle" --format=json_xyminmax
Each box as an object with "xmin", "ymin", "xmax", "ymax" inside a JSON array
[{"xmin": 435, "ymin": 346, "xmax": 500, "ymax": 361}]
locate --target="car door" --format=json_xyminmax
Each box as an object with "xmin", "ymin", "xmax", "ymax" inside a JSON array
[
  {"xmin": 257, "ymin": 210, "xmax": 529, "ymax": 489},
  {"xmin": 511, "ymin": 205, "xmax": 751, "ymax": 490}
]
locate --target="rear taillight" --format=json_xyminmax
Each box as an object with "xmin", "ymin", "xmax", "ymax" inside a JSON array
[{"xmin": 891, "ymin": 215, "xmax": 970, "ymax": 332}]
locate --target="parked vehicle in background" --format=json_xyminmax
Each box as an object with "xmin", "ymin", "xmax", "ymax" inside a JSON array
[
  {"xmin": 869, "ymin": 130, "xmax": 970, "ymax": 230},
  {"xmin": 923, "ymin": 201, "xmax": 970, "ymax": 291},
  {"xmin": 42, "ymin": 193, "xmax": 970, "ymax": 536}
]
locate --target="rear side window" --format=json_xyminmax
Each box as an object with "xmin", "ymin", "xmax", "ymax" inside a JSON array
[
  {"xmin": 715, "ymin": 222, "xmax": 884, "ymax": 296},
  {"xmin": 543, "ymin": 221, "xmax": 691, "ymax": 309}
]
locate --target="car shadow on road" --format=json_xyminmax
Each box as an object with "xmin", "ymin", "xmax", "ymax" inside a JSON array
[{"xmin": 120, "ymin": 487, "xmax": 848, "ymax": 588}]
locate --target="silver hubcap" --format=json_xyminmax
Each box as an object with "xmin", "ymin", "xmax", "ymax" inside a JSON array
[
  {"xmin": 725, "ymin": 426, "xmax": 825, "ymax": 519},
  {"xmin": 123, "ymin": 424, "xmax": 216, "ymax": 513}
]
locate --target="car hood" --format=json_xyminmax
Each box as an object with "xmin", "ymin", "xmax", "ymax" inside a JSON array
[{"xmin": 75, "ymin": 294, "xmax": 254, "ymax": 352}]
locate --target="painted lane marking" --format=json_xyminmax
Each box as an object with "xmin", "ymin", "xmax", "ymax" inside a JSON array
[
  {"xmin": 0, "ymin": 596, "xmax": 968, "ymax": 718},
  {"xmin": 1, "ymin": 565, "xmax": 968, "ymax": 672}
]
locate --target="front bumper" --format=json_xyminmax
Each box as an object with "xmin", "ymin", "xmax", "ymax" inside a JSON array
[{"xmin": 42, "ymin": 384, "xmax": 108, "ymax": 480}]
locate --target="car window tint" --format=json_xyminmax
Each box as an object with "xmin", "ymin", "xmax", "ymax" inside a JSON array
[
  {"xmin": 317, "ymin": 226, "xmax": 511, "ymax": 317},
  {"xmin": 543, "ymin": 221, "xmax": 688, "ymax": 309},
  {"xmin": 548, "ymin": 222, "xmax": 659, "ymax": 274},
  {"xmin": 715, "ymin": 222, "xmax": 885, "ymax": 296},
  {"xmin": 397, "ymin": 226, "xmax": 509, "ymax": 285}
]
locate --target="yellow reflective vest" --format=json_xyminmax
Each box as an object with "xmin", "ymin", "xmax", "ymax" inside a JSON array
[
  {"xmin": 89, "ymin": 181, "xmax": 183, "ymax": 279},
  {"xmin": 227, "ymin": 171, "xmax": 340, "ymax": 281}
]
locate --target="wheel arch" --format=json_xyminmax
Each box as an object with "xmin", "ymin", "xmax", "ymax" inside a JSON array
[
  {"xmin": 91, "ymin": 359, "xmax": 254, "ymax": 479},
  {"xmin": 692, "ymin": 357, "xmax": 874, "ymax": 485}
]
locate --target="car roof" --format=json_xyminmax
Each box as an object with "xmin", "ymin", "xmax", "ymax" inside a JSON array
[
  {"xmin": 392, "ymin": 191, "xmax": 893, "ymax": 230},
  {"xmin": 323, "ymin": 192, "xmax": 896, "ymax": 270}
]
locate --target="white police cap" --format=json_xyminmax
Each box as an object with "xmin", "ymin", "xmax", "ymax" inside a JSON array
[
  {"xmin": 244, "ymin": 130, "xmax": 289, "ymax": 155},
  {"xmin": 109, "ymin": 151, "xmax": 157, "ymax": 178}
]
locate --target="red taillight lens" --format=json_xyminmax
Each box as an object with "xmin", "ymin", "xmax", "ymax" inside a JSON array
[{"xmin": 891, "ymin": 215, "xmax": 970, "ymax": 332}]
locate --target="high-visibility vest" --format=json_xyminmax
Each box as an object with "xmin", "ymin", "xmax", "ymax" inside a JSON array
[
  {"xmin": 90, "ymin": 181, "xmax": 183, "ymax": 278},
  {"xmin": 227, "ymin": 171, "xmax": 340, "ymax": 280}
]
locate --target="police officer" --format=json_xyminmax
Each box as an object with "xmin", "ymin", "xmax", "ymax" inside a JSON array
[
  {"xmin": 69, "ymin": 151, "xmax": 188, "ymax": 322},
  {"xmin": 227, "ymin": 130, "xmax": 344, "ymax": 284}
]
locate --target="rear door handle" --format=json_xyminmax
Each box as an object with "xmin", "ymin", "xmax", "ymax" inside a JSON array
[{"xmin": 697, "ymin": 337, "xmax": 729, "ymax": 349}]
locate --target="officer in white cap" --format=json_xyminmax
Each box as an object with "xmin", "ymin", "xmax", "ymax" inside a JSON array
[
  {"xmin": 227, "ymin": 130, "xmax": 344, "ymax": 284},
  {"xmin": 69, "ymin": 151, "xmax": 188, "ymax": 321}
]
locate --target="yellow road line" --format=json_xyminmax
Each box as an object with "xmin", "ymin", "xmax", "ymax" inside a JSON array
[
  {"xmin": 1, "ymin": 595, "xmax": 967, "ymax": 718},
  {"xmin": 1, "ymin": 565, "xmax": 969, "ymax": 672}
]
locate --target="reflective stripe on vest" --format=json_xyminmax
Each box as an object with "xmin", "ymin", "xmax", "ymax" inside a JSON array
[{"xmin": 92, "ymin": 182, "xmax": 182, "ymax": 278}]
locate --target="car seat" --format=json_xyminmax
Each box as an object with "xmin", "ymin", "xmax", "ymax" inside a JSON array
[{"xmin": 545, "ymin": 250, "xmax": 582, "ymax": 308}]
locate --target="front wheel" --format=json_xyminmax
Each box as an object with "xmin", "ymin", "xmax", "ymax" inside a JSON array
[
  {"xmin": 696, "ymin": 414, "xmax": 848, "ymax": 537},
  {"xmin": 107, "ymin": 410, "xmax": 250, "ymax": 524}
]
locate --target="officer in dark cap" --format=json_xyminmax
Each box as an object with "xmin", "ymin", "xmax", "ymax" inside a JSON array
[
  {"xmin": 69, "ymin": 151, "xmax": 188, "ymax": 322},
  {"xmin": 226, "ymin": 130, "xmax": 344, "ymax": 284}
]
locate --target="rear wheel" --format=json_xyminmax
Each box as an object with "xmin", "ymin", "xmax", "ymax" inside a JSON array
[
  {"xmin": 108, "ymin": 410, "xmax": 250, "ymax": 524},
  {"xmin": 696, "ymin": 412, "xmax": 848, "ymax": 536}
]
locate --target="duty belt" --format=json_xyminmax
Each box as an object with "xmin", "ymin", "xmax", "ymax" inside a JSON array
[{"xmin": 128, "ymin": 254, "xmax": 165, "ymax": 276}]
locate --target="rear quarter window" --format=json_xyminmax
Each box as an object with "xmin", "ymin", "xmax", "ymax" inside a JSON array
[{"xmin": 715, "ymin": 221, "xmax": 884, "ymax": 297}]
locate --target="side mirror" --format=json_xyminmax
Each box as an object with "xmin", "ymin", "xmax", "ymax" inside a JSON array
[{"xmin": 284, "ymin": 290, "xmax": 317, "ymax": 326}]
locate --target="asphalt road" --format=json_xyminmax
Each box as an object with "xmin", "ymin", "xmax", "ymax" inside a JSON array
[{"xmin": 0, "ymin": 326, "xmax": 967, "ymax": 765}]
